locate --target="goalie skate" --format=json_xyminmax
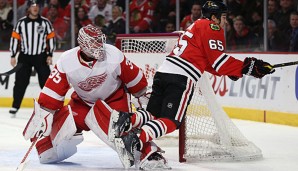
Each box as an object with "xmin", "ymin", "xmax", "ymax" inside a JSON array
[
  {"xmin": 108, "ymin": 110, "xmax": 131, "ymax": 142},
  {"xmin": 114, "ymin": 131, "xmax": 140, "ymax": 169}
]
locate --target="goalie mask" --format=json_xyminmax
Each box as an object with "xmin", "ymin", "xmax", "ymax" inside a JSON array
[
  {"xmin": 77, "ymin": 24, "xmax": 106, "ymax": 60},
  {"xmin": 202, "ymin": 0, "xmax": 228, "ymax": 21}
]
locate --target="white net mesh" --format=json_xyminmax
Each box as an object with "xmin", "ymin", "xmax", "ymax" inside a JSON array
[
  {"xmin": 183, "ymin": 74, "xmax": 262, "ymax": 161},
  {"xmin": 117, "ymin": 34, "xmax": 262, "ymax": 162},
  {"xmin": 119, "ymin": 35, "xmax": 177, "ymax": 53}
]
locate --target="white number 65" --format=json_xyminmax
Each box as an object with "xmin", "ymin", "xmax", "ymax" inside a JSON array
[{"xmin": 209, "ymin": 40, "xmax": 224, "ymax": 51}]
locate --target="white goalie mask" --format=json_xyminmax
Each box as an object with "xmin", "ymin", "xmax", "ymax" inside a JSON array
[{"xmin": 77, "ymin": 24, "xmax": 106, "ymax": 60}]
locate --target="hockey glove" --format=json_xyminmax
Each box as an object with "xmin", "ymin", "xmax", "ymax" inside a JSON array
[
  {"xmin": 23, "ymin": 99, "xmax": 54, "ymax": 140},
  {"xmin": 242, "ymin": 57, "xmax": 275, "ymax": 78},
  {"xmin": 131, "ymin": 92, "xmax": 151, "ymax": 110}
]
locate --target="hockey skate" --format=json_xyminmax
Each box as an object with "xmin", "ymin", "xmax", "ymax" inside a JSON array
[
  {"xmin": 9, "ymin": 107, "xmax": 18, "ymax": 118},
  {"xmin": 138, "ymin": 142, "xmax": 171, "ymax": 170},
  {"xmin": 108, "ymin": 110, "xmax": 132, "ymax": 142},
  {"xmin": 114, "ymin": 131, "xmax": 140, "ymax": 169}
]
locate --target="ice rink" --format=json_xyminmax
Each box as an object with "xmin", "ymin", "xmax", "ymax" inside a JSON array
[{"xmin": 0, "ymin": 108, "xmax": 298, "ymax": 171}]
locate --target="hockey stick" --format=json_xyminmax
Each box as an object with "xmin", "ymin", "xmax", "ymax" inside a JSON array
[
  {"xmin": 0, "ymin": 63, "xmax": 23, "ymax": 76},
  {"xmin": 16, "ymin": 133, "xmax": 43, "ymax": 171},
  {"xmin": 273, "ymin": 61, "xmax": 298, "ymax": 68}
]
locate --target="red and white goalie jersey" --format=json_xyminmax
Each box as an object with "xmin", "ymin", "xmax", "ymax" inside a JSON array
[
  {"xmin": 161, "ymin": 18, "xmax": 244, "ymax": 82},
  {"xmin": 39, "ymin": 44, "xmax": 147, "ymax": 110}
]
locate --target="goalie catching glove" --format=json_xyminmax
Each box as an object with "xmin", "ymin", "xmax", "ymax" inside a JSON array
[
  {"xmin": 23, "ymin": 99, "xmax": 54, "ymax": 140},
  {"xmin": 242, "ymin": 57, "xmax": 275, "ymax": 78}
]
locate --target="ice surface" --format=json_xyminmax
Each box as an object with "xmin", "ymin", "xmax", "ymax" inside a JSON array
[{"xmin": 0, "ymin": 108, "xmax": 297, "ymax": 171}]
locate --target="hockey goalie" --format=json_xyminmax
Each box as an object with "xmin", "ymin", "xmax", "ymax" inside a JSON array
[{"xmin": 22, "ymin": 24, "xmax": 169, "ymax": 170}]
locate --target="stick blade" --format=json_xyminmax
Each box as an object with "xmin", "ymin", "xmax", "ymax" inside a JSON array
[
  {"xmin": 16, "ymin": 160, "xmax": 30, "ymax": 171},
  {"xmin": 0, "ymin": 63, "xmax": 23, "ymax": 76}
]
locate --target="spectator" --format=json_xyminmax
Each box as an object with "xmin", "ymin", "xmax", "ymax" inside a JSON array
[
  {"xmin": 268, "ymin": 0, "xmax": 279, "ymax": 19},
  {"xmin": 17, "ymin": 0, "xmax": 29, "ymax": 19},
  {"xmin": 0, "ymin": 0, "xmax": 13, "ymax": 50},
  {"xmin": 41, "ymin": 0, "xmax": 65, "ymax": 18},
  {"xmin": 76, "ymin": 6, "xmax": 92, "ymax": 28},
  {"xmin": 226, "ymin": 0, "xmax": 243, "ymax": 16},
  {"xmin": 58, "ymin": 0, "xmax": 70, "ymax": 8},
  {"xmin": 178, "ymin": 0, "xmax": 193, "ymax": 21},
  {"xmin": 267, "ymin": 19, "xmax": 289, "ymax": 52},
  {"xmin": 273, "ymin": 0, "xmax": 296, "ymax": 34},
  {"xmin": 87, "ymin": 0, "xmax": 98, "ymax": 7},
  {"xmin": 243, "ymin": 0, "xmax": 263, "ymax": 24},
  {"xmin": 47, "ymin": 4, "xmax": 69, "ymax": 50},
  {"xmin": 227, "ymin": 15, "xmax": 260, "ymax": 52},
  {"xmin": 220, "ymin": 11, "xmax": 228, "ymax": 29},
  {"xmin": 9, "ymin": 0, "xmax": 56, "ymax": 116},
  {"xmin": 164, "ymin": 0, "xmax": 176, "ymax": 19},
  {"xmin": 64, "ymin": 0, "xmax": 89, "ymax": 22},
  {"xmin": 180, "ymin": 2, "xmax": 202, "ymax": 31},
  {"xmin": 249, "ymin": 10, "xmax": 263, "ymax": 38},
  {"xmin": 93, "ymin": 14, "xmax": 107, "ymax": 30},
  {"xmin": 164, "ymin": 20, "xmax": 175, "ymax": 33},
  {"xmin": 289, "ymin": 11, "xmax": 298, "ymax": 52},
  {"xmin": 224, "ymin": 18, "xmax": 235, "ymax": 50},
  {"xmin": 88, "ymin": 0, "xmax": 112, "ymax": 25},
  {"xmin": 129, "ymin": 0, "xmax": 157, "ymax": 33},
  {"xmin": 106, "ymin": 5, "xmax": 125, "ymax": 44}
]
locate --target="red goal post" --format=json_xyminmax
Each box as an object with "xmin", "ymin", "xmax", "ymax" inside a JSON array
[{"xmin": 115, "ymin": 33, "xmax": 263, "ymax": 163}]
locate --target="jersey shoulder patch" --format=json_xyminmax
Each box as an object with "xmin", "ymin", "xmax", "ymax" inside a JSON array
[{"xmin": 209, "ymin": 23, "xmax": 221, "ymax": 31}]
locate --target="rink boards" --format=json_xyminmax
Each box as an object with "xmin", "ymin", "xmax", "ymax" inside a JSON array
[{"xmin": 0, "ymin": 51, "xmax": 297, "ymax": 126}]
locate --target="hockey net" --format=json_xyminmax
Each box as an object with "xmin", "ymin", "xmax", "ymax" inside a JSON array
[{"xmin": 115, "ymin": 33, "xmax": 263, "ymax": 162}]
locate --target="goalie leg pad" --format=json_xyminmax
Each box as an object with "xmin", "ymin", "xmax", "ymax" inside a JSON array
[
  {"xmin": 36, "ymin": 133, "xmax": 84, "ymax": 164},
  {"xmin": 85, "ymin": 99, "xmax": 114, "ymax": 148},
  {"xmin": 35, "ymin": 105, "xmax": 81, "ymax": 164},
  {"xmin": 50, "ymin": 105, "xmax": 77, "ymax": 145}
]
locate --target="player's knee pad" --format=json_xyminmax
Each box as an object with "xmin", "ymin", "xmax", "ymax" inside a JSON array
[
  {"xmin": 36, "ymin": 133, "xmax": 84, "ymax": 164},
  {"xmin": 85, "ymin": 99, "xmax": 114, "ymax": 148}
]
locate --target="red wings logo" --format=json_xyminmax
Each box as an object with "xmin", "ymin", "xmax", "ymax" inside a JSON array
[{"xmin": 78, "ymin": 73, "xmax": 107, "ymax": 91}]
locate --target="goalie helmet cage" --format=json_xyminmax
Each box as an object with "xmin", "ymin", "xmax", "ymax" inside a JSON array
[{"xmin": 115, "ymin": 33, "xmax": 263, "ymax": 163}]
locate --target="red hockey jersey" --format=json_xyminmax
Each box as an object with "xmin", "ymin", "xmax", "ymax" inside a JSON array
[
  {"xmin": 161, "ymin": 18, "xmax": 243, "ymax": 82},
  {"xmin": 180, "ymin": 15, "xmax": 194, "ymax": 31},
  {"xmin": 38, "ymin": 44, "xmax": 148, "ymax": 110},
  {"xmin": 129, "ymin": 0, "xmax": 155, "ymax": 31}
]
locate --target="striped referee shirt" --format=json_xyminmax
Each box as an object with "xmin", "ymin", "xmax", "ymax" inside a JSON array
[{"xmin": 10, "ymin": 14, "xmax": 56, "ymax": 57}]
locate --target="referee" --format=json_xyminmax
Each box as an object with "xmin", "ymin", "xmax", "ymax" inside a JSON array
[{"xmin": 9, "ymin": 0, "xmax": 56, "ymax": 117}]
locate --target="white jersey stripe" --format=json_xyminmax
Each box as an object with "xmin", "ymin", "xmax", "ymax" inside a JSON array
[
  {"xmin": 41, "ymin": 87, "xmax": 65, "ymax": 101},
  {"xmin": 212, "ymin": 53, "xmax": 230, "ymax": 72},
  {"xmin": 212, "ymin": 53, "xmax": 225, "ymax": 68},
  {"xmin": 215, "ymin": 55, "xmax": 230, "ymax": 72},
  {"xmin": 166, "ymin": 56, "xmax": 201, "ymax": 81},
  {"xmin": 175, "ymin": 78, "xmax": 193, "ymax": 122},
  {"xmin": 126, "ymin": 69, "xmax": 143, "ymax": 88}
]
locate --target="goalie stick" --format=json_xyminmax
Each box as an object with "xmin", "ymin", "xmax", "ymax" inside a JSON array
[
  {"xmin": 273, "ymin": 61, "xmax": 298, "ymax": 68},
  {"xmin": 16, "ymin": 133, "xmax": 43, "ymax": 171},
  {"xmin": 0, "ymin": 63, "xmax": 23, "ymax": 76}
]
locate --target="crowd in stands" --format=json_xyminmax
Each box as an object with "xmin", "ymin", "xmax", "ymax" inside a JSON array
[{"xmin": 0, "ymin": 0, "xmax": 298, "ymax": 52}]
